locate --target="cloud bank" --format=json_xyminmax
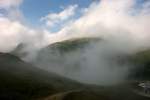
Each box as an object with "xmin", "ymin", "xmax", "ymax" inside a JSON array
[
  {"xmin": 1, "ymin": 0, "xmax": 149, "ymax": 54},
  {"xmin": 0, "ymin": 0, "xmax": 150, "ymax": 85},
  {"xmin": 35, "ymin": 0, "xmax": 150, "ymax": 85},
  {"xmin": 52, "ymin": 0, "xmax": 150, "ymax": 49}
]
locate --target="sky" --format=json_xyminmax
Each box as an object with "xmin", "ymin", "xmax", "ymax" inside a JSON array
[
  {"xmin": 19, "ymin": 0, "xmax": 148, "ymax": 24},
  {"xmin": 0, "ymin": 0, "xmax": 149, "ymax": 53},
  {"xmin": 18, "ymin": 0, "xmax": 150, "ymax": 30},
  {"xmin": 21, "ymin": 0, "xmax": 94, "ymax": 24}
]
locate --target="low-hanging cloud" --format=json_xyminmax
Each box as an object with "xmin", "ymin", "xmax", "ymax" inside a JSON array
[
  {"xmin": 54, "ymin": 0, "xmax": 150, "ymax": 46},
  {"xmin": 0, "ymin": 0, "xmax": 150, "ymax": 85},
  {"xmin": 33, "ymin": 0, "xmax": 150, "ymax": 85}
]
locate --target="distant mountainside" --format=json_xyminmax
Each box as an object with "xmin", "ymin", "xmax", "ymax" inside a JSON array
[
  {"xmin": 34, "ymin": 37, "xmax": 150, "ymax": 81},
  {"xmin": 44, "ymin": 37, "xmax": 101, "ymax": 53},
  {"xmin": 0, "ymin": 37, "xmax": 150, "ymax": 100},
  {"xmin": 33, "ymin": 37, "xmax": 102, "ymax": 79}
]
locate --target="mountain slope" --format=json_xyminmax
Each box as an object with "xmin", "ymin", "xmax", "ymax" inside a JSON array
[
  {"xmin": 0, "ymin": 53, "xmax": 150, "ymax": 100},
  {"xmin": 0, "ymin": 53, "xmax": 84, "ymax": 100},
  {"xmin": 1, "ymin": 37, "xmax": 150, "ymax": 100},
  {"xmin": 47, "ymin": 37, "xmax": 101, "ymax": 53},
  {"xmin": 34, "ymin": 37, "xmax": 150, "ymax": 81}
]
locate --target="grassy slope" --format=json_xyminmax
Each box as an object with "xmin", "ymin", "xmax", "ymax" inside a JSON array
[
  {"xmin": 46, "ymin": 37, "xmax": 101, "ymax": 53},
  {"xmin": 0, "ymin": 53, "xmax": 84, "ymax": 100},
  {"xmin": 130, "ymin": 50, "xmax": 150, "ymax": 80}
]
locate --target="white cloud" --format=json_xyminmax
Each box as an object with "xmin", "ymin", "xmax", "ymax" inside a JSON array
[
  {"xmin": 52, "ymin": 0, "xmax": 150, "ymax": 50},
  {"xmin": 0, "ymin": 0, "xmax": 23, "ymax": 20},
  {"xmin": 36, "ymin": 0, "xmax": 150, "ymax": 84},
  {"xmin": 0, "ymin": 17, "xmax": 50, "ymax": 54},
  {"xmin": 0, "ymin": 0, "xmax": 22, "ymax": 8},
  {"xmin": 0, "ymin": 0, "xmax": 150, "ymax": 84},
  {"xmin": 0, "ymin": 0, "xmax": 51, "ymax": 56},
  {"xmin": 0, "ymin": 17, "xmax": 24, "ymax": 52},
  {"xmin": 0, "ymin": 0, "xmax": 150, "ymax": 56},
  {"xmin": 41, "ymin": 5, "xmax": 78, "ymax": 28}
]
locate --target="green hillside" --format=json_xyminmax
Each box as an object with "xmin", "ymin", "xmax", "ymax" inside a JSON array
[
  {"xmin": 36, "ymin": 37, "xmax": 150, "ymax": 80},
  {"xmin": 0, "ymin": 52, "xmax": 149, "ymax": 100},
  {"xmin": 46, "ymin": 37, "xmax": 101, "ymax": 53},
  {"xmin": 34, "ymin": 37, "xmax": 102, "ymax": 77},
  {"xmin": 0, "ymin": 53, "xmax": 84, "ymax": 100}
]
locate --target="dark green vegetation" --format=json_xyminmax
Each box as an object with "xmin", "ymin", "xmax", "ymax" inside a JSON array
[
  {"xmin": 0, "ymin": 53, "xmax": 84, "ymax": 100},
  {"xmin": 0, "ymin": 37, "xmax": 150, "ymax": 100},
  {"xmin": 130, "ymin": 50, "xmax": 150, "ymax": 80}
]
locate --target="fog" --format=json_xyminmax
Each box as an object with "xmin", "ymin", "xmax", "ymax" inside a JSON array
[
  {"xmin": 32, "ymin": 0, "xmax": 150, "ymax": 85},
  {"xmin": 33, "ymin": 31, "xmax": 135, "ymax": 85},
  {"xmin": 0, "ymin": 0, "xmax": 150, "ymax": 85}
]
